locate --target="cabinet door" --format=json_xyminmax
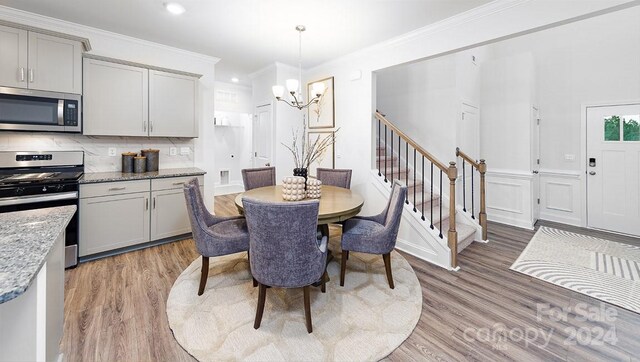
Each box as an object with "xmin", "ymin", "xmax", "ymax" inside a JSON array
[
  {"xmin": 83, "ymin": 58, "xmax": 149, "ymax": 136},
  {"xmin": 0, "ymin": 25, "xmax": 28, "ymax": 88},
  {"xmin": 79, "ymin": 192, "xmax": 150, "ymax": 256},
  {"xmin": 27, "ymin": 32, "xmax": 82, "ymax": 94},
  {"xmin": 150, "ymin": 186, "xmax": 201, "ymax": 240},
  {"xmin": 149, "ymin": 70, "xmax": 198, "ymax": 137}
]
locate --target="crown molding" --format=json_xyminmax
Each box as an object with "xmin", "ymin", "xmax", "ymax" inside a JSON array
[
  {"xmin": 248, "ymin": 63, "xmax": 277, "ymax": 80},
  {"xmin": 0, "ymin": 17, "xmax": 91, "ymax": 51},
  {"xmin": 84, "ymin": 53, "xmax": 203, "ymax": 78},
  {"xmin": 0, "ymin": 5, "xmax": 220, "ymax": 65}
]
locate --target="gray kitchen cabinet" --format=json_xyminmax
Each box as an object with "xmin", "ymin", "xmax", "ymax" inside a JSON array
[
  {"xmin": 83, "ymin": 58, "xmax": 149, "ymax": 136},
  {"xmin": 150, "ymin": 175, "xmax": 203, "ymax": 241},
  {"xmin": 79, "ymin": 175, "xmax": 203, "ymax": 258},
  {"xmin": 0, "ymin": 25, "xmax": 28, "ymax": 88},
  {"xmin": 0, "ymin": 25, "xmax": 82, "ymax": 94},
  {"xmin": 79, "ymin": 180, "xmax": 150, "ymax": 257},
  {"xmin": 27, "ymin": 32, "xmax": 82, "ymax": 94},
  {"xmin": 149, "ymin": 70, "xmax": 198, "ymax": 137}
]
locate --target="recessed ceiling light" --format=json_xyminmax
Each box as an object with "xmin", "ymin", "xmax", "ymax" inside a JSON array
[
  {"xmin": 231, "ymin": 77, "xmax": 239, "ymax": 83},
  {"xmin": 164, "ymin": 2, "xmax": 186, "ymax": 15}
]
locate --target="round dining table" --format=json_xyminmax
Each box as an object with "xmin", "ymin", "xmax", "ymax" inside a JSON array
[{"xmin": 234, "ymin": 185, "xmax": 365, "ymax": 225}]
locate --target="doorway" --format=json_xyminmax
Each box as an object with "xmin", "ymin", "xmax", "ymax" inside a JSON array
[
  {"xmin": 586, "ymin": 103, "xmax": 640, "ymax": 236},
  {"xmin": 253, "ymin": 103, "xmax": 273, "ymax": 168}
]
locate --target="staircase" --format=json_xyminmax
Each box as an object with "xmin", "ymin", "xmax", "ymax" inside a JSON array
[{"xmin": 373, "ymin": 111, "xmax": 487, "ymax": 270}]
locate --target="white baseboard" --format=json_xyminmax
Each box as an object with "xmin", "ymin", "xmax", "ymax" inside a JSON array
[{"xmin": 214, "ymin": 182, "xmax": 244, "ymax": 196}]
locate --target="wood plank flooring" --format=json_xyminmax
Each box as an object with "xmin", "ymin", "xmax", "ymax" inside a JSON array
[{"xmin": 61, "ymin": 193, "xmax": 640, "ymax": 361}]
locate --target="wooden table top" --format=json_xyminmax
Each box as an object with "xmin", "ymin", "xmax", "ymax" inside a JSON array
[{"xmin": 234, "ymin": 185, "xmax": 364, "ymax": 225}]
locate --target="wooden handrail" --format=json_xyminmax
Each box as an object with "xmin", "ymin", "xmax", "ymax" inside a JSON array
[
  {"xmin": 456, "ymin": 147, "xmax": 488, "ymax": 241},
  {"xmin": 456, "ymin": 147, "xmax": 479, "ymax": 169},
  {"xmin": 375, "ymin": 112, "xmax": 449, "ymax": 172}
]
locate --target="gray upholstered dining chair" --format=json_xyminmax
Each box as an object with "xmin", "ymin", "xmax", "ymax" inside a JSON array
[
  {"xmin": 242, "ymin": 197, "xmax": 328, "ymax": 333},
  {"xmin": 316, "ymin": 168, "xmax": 352, "ymax": 189},
  {"xmin": 183, "ymin": 177, "xmax": 250, "ymax": 296},
  {"xmin": 340, "ymin": 180, "xmax": 407, "ymax": 289},
  {"xmin": 241, "ymin": 166, "xmax": 276, "ymax": 191}
]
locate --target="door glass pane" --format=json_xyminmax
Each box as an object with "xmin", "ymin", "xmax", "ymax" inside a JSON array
[
  {"xmin": 623, "ymin": 115, "xmax": 640, "ymax": 141},
  {"xmin": 604, "ymin": 115, "xmax": 620, "ymax": 141}
]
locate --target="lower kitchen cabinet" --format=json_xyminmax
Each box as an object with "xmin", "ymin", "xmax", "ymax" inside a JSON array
[
  {"xmin": 79, "ymin": 190, "xmax": 150, "ymax": 256},
  {"xmin": 79, "ymin": 175, "xmax": 204, "ymax": 258}
]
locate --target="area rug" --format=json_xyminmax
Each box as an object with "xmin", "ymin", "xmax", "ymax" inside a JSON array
[
  {"xmin": 166, "ymin": 239, "xmax": 422, "ymax": 361},
  {"xmin": 511, "ymin": 226, "xmax": 640, "ymax": 313}
]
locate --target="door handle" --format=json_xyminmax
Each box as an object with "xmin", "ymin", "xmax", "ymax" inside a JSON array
[
  {"xmin": 153, "ymin": 197, "xmax": 156, "ymax": 209},
  {"xmin": 589, "ymin": 171, "xmax": 596, "ymax": 175},
  {"xmin": 532, "ymin": 170, "xmax": 539, "ymax": 174},
  {"xmin": 265, "ymin": 163, "xmax": 271, "ymax": 166}
]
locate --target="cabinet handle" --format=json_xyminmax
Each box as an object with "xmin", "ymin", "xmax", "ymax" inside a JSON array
[
  {"xmin": 145, "ymin": 198, "xmax": 149, "ymax": 210},
  {"xmin": 143, "ymin": 121, "xmax": 147, "ymax": 132},
  {"xmin": 150, "ymin": 121, "xmax": 154, "ymax": 133},
  {"xmin": 153, "ymin": 197, "xmax": 156, "ymax": 209},
  {"xmin": 19, "ymin": 67, "xmax": 25, "ymax": 82},
  {"xmin": 29, "ymin": 68, "xmax": 34, "ymax": 83},
  {"xmin": 172, "ymin": 182, "xmax": 184, "ymax": 185},
  {"xmin": 108, "ymin": 187, "xmax": 126, "ymax": 191}
]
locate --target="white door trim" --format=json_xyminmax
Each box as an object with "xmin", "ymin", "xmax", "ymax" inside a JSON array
[{"xmin": 580, "ymin": 99, "xmax": 640, "ymax": 229}]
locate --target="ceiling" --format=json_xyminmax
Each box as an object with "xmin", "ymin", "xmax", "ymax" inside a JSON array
[{"xmin": 0, "ymin": 0, "xmax": 491, "ymax": 85}]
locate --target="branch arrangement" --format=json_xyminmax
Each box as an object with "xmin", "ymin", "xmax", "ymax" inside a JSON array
[{"xmin": 282, "ymin": 115, "xmax": 339, "ymax": 170}]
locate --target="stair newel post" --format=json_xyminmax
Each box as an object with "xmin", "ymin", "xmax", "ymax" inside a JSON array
[
  {"xmin": 447, "ymin": 161, "xmax": 458, "ymax": 269},
  {"xmin": 479, "ymin": 159, "xmax": 488, "ymax": 241}
]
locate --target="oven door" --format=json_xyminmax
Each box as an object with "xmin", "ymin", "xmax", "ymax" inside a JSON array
[
  {"xmin": 0, "ymin": 192, "xmax": 79, "ymax": 268},
  {"xmin": 0, "ymin": 87, "xmax": 81, "ymax": 133}
]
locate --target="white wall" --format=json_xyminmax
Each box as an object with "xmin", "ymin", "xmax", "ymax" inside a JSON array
[
  {"xmin": 303, "ymin": 0, "xmax": 636, "ymax": 222},
  {"xmin": 0, "ymin": 6, "xmax": 219, "ymax": 208}
]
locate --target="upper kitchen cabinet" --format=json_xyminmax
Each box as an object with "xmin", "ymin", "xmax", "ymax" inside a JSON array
[
  {"xmin": 0, "ymin": 22, "xmax": 87, "ymax": 94},
  {"xmin": 0, "ymin": 25, "xmax": 28, "ymax": 88},
  {"xmin": 149, "ymin": 70, "xmax": 198, "ymax": 137},
  {"xmin": 83, "ymin": 58, "xmax": 149, "ymax": 136},
  {"xmin": 27, "ymin": 32, "xmax": 82, "ymax": 94}
]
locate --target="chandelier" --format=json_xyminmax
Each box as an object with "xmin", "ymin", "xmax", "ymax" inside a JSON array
[{"xmin": 272, "ymin": 25, "xmax": 326, "ymax": 110}]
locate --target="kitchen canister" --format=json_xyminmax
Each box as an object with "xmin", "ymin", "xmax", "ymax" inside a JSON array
[
  {"xmin": 121, "ymin": 152, "xmax": 137, "ymax": 173},
  {"xmin": 134, "ymin": 156, "xmax": 147, "ymax": 173},
  {"xmin": 141, "ymin": 149, "xmax": 159, "ymax": 172},
  {"xmin": 306, "ymin": 178, "xmax": 322, "ymax": 199},
  {"xmin": 281, "ymin": 176, "xmax": 306, "ymax": 201}
]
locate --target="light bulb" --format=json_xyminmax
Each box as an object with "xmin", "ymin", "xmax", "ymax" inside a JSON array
[
  {"xmin": 286, "ymin": 79, "xmax": 299, "ymax": 94},
  {"xmin": 272, "ymin": 85, "xmax": 284, "ymax": 98},
  {"xmin": 164, "ymin": 2, "xmax": 186, "ymax": 15},
  {"xmin": 312, "ymin": 82, "xmax": 325, "ymax": 97}
]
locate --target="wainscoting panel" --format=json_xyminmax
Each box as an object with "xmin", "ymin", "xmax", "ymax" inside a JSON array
[
  {"xmin": 486, "ymin": 170, "xmax": 533, "ymax": 229},
  {"xmin": 539, "ymin": 169, "xmax": 582, "ymax": 226}
]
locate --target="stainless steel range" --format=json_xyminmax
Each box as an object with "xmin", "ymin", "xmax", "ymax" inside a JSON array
[{"xmin": 0, "ymin": 151, "xmax": 83, "ymax": 268}]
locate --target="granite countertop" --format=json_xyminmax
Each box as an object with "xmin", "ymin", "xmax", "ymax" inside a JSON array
[
  {"xmin": 0, "ymin": 205, "xmax": 77, "ymax": 304},
  {"xmin": 80, "ymin": 167, "xmax": 206, "ymax": 184}
]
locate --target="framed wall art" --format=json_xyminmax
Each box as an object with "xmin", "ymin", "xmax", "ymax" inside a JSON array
[{"xmin": 307, "ymin": 76, "xmax": 334, "ymax": 129}]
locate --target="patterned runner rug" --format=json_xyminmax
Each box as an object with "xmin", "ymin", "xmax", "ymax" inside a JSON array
[{"xmin": 511, "ymin": 227, "xmax": 640, "ymax": 313}]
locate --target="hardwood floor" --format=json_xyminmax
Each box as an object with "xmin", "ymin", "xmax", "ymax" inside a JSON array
[{"xmin": 61, "ymin": 193, "xmax": 640, "ymax": 361}]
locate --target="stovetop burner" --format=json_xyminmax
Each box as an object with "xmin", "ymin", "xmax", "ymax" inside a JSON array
[{"xmin": 0, "ymin": 171, "xmax": 82, "ymax": 185}]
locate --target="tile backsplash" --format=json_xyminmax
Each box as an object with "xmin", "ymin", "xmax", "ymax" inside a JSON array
[{"xmin": 0, "ymin": 132, "xmax": 195, "ymax": 172}]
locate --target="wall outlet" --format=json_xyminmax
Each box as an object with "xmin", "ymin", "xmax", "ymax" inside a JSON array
[
  {"xmin": 564, "ymin": 154, "xmax": 575, "ymax": 161},
  {"xmin": 180, "ymin": 147, "xmax": 190, "ymax": 155},
  {"xmin": 108, "ymin": 147, "xmax": 116, "ymax": 157},
  {"xmin": 169, "ymin": 147, "xmax": 177, "ymax": 156}
]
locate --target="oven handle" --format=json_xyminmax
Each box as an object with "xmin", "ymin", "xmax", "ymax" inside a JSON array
[
  {"xmin": 0, "ymin": 191, "xmax": 78, "ymax": 207},
  {"xmin": 58, "ymin": 100, "xmax": 65, "ymax": 126}
]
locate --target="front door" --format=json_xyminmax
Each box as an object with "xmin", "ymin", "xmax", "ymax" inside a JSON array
[
  {"xmin": 253, "ymin": 103, "xmax": 273, "ymax": 167},
  {"xmin": 587, "ymin": 104, "xmax": 640, "ymax": 236}
]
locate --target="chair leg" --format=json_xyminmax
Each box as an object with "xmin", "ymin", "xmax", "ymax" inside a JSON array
[
  {"xmin": 382, "ymin": 253, "xmax": 394, "ymax": 289},
  {"xmin": 254, "ymin": 283, "xmax": 267, "ymax": 329},
  {"xmin": 321, "ymin": 270, "xmax": 328, "ymax": 293},
  {"xmin": 198, "ymin": 256, "xmax": 209, "ymax": 296},
  {"xmin": 303, "ymin": 285, "xmax": 312, "ymax": 333},
  {"xmin": 340, "ymin": 250, "xmax": 349, "ymax": 286}
]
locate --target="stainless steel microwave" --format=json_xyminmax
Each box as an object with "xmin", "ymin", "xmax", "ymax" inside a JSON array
[{"xmin": 0, "ymin": 87, "xmax": 81, "ymax": 133}]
